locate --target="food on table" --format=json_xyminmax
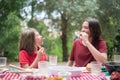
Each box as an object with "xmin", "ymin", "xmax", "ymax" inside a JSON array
[
  {"xmin": 86, "ymin": 63, "xmax": 91, "ymax": 71},
  {"xmin": 45, "ymin": 76, "xmax": 62, "ymax": 80},
  {"xmin": 24, "ymin": 75, "xmax": 62, "ymax": 80},
  {"xmin": 110, "ymin": 71, "xmax": 120, "ymax": 80}
]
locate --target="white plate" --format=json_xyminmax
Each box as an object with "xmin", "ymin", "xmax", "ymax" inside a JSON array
[{"xmin": 48, "ymin": 66, "xmax": 83, "ymax": 76}]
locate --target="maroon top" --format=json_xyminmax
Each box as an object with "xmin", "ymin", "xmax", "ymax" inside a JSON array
[{"xmin": 69, "ymin": 39, "xmax": 107, "ymax": 67}]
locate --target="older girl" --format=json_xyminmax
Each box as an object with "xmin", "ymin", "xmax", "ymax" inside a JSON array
[{"xmin": 67, "ymin": 18, "xmax": 107, "ymax": 67}]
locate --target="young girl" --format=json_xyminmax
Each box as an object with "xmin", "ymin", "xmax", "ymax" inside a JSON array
[{"xmin": 19, "ymin": 28, "xmax": 47, "ymax": 68}]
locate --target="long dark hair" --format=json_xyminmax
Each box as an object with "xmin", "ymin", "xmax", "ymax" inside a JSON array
[
  {"xmin": 85, "ymin": 18, "xmax": 102, "ymax": 45},
  {"xmin": 19, "ymin": 28, "xmax": 37, "ymax": 56}
]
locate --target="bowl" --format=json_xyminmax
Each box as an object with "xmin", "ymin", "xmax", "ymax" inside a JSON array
[{"xmin": 105, "ymin": 62, "xmax": 120, "ymax": 74}]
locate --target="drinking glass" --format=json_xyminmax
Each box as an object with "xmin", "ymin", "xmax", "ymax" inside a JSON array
[
  {"xmin": 38, "ymin": 61, "xmax": 49, "ymax": 76},
  {"xmin": 49, "ymin": 55, "xmax": 57, "ymax": 66},
  {"xmin": 0, "ymin": 57, "xmax": 7, "ymax": 68},
  {"xmin": 113, "ymin": 55, "xmax": 120, "ymax": 62},
  {"xmin": 90, "ymin": 61, "xmax": 102, "ymax": 76}
]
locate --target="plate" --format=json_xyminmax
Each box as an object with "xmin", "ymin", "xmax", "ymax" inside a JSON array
[
  {"xmin": 0, "ymin": 68, "xmax": 8, "ymax": 72},
  {"xmin": 9, "ymin": 68, "xmax": 38, "ymax": 74},
  {"xmin": 48, "ymin": 66, "xmax": 82, "ymax": 76}
]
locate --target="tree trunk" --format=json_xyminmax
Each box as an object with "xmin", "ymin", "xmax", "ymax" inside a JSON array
[{"xmin": 61, "ymin": 14, "xmax": 69, "ymax": 61}]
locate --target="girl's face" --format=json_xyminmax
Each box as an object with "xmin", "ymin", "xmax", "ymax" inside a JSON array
[
  {"xmin": 81, "ymin": 21, "xmax": 91, "ymax": 37},
  {"xmin": 34, "ymin": 31, "xmax": 44, "ymax": 46}
]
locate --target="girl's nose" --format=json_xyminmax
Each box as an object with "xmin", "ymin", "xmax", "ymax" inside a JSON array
[{"xmin": 81, "ymin": 28, "xmax": 85, "ymax": 32}]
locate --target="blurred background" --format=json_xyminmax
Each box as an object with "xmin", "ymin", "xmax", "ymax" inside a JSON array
[{"xmin": 0, "ymin": 0, "xmax": 120, "ymax": 63}]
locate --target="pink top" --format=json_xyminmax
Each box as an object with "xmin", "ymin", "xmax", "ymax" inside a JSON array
[
  {"xmin": 69, "ymin": 39, "xmax": 107, "ymax": 67},
  {"xmin": 19, "ymin": 50, "xmax": 47, "ymax": 68}
]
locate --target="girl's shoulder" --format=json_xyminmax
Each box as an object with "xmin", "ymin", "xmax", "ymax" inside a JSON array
[
  {"xmin": 99, "ymin": 38, "xmax": 106, "ymax": 43},
  {"xmin": 96, "ymin": 39, "xmax": 107, "ymax": 47},
  {"xmin": 74, "ymin": 38, "xmax": 82, "ymax": 44},
  {"xmin": 20, "ymin": 50, "xmax": 28, "ymax": 54}
]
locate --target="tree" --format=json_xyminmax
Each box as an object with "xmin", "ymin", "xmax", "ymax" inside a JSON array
[
  {"xmin": 0, "ymin": 0, "xmax": 25, "ymax": 61},
  {"xmin": 3, "ymin": 12, "xmax": 21, "ymax": 61}
]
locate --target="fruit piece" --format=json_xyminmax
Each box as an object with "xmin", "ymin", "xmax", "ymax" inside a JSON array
[
  {"xmin": 86, "ymin": 63, "xmax": 91, "ymax": 71},
  {"xmin": 110, "ymin": 71, "xmax": 120, "ymax": 80}
]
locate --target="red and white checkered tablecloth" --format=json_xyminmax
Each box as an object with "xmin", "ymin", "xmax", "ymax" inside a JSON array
[
  {"xmin": 2, "ymin": 70, "xmax": 22, "ymax": 80},
  {"xmin": 1, "ymin": 70, "xmax": 107, "ymax": 80},
  {"xmin": 69, "ymin": 72, "xmax": 107, "ymax": 80}
]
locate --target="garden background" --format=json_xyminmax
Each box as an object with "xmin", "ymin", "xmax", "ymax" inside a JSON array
[{"xmin": 0, "ymin": 0, "xmax": 120, "ymax": 63}]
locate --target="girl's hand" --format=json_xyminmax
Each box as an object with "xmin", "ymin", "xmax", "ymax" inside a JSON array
[
  {"xmin": 80, "ymin": 32, "xmax": 89, "ymax": 46},
  {"xmin": 37, "ymin": 47, "xmax": 44, "ymax": 57}
]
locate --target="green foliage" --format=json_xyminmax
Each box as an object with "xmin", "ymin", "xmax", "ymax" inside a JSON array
[
  {"xmin": 96, "ymin": 0, "xmax": 120, "ymax": 60},
  {"xmin": 113, "ymin": 29, "xmax": 120, "ymax": 55},
  {"xmin": 0, "ymin": 12, "xmax": 21, "ymax": 62},
  {"xmin": 44, "ymin": 36, "xmax": 73, "ymax": 62},
  {"xmin": 43, "ymin": 36, "xmax": 62, "ymax": 62},
  {"xmin": 0, "ymin": 0, "xmax": 26, "ymax": 62},
  {"xmin": 106, "ymin": 39, "xmax": 114, "ymax": 61},
  {"xmin": 35, "ymin": 22, "xmax": 49, "ymax": 36},
  {"xmin": 43, "ymin": 0, "xmax": 98, "ymax": 28},
  {"xmin": 49, "ymin": 38, "xmax": 62, "ymax": 61},
  {"xmin": 106, "ymin": 28, "xmax": 120, "ymax": 60}
]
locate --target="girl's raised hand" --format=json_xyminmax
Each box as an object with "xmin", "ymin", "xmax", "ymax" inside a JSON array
[{"xmin": 37, "ymin": 47, "xmax": 44, "ymax": 57}]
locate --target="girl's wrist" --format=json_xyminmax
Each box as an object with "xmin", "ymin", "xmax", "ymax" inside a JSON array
[{"xmin": 84, "ymin": 40, "xmax": 90, "ymax": 46}]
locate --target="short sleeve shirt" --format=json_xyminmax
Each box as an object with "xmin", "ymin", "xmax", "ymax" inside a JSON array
[
  {"xmin": 69, "ymin": 39, "xmax": 107, "ymax": 67},
  {"xmin": 19, "ymin": 50, "xmax": 47, "ymax": 68}
]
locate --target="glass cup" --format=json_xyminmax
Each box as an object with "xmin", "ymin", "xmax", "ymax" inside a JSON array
[
  {"xmin": 49, "ymin": 55, "xmax": 57, "ymax": 66},
  {"xmin": 90, "ymin": 61, "xmax": 102, "ymax": 76},
  {"xmin": 38, "ymin": 61, "xmax": 49, "ymax": 76},
  {"xmin": 113, "ymin": 55, "xmax": 120, "ymax": 62},
  {"xmin": 0, "ymin": 57, "xmax": 7, "ymax": 68}
]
